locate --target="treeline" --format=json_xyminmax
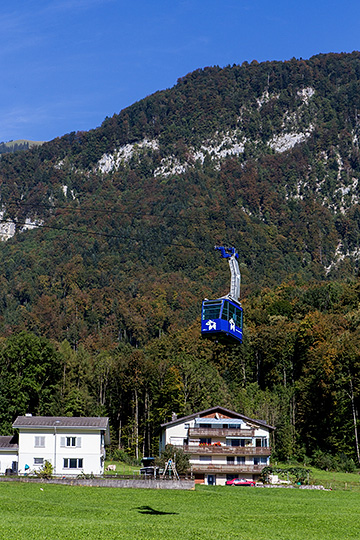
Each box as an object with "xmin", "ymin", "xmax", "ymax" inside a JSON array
[
  {"xmin": 2, "ymin": 277, "xmax": 360, "ymax": 468},
  {"xmin": 0, "ymin": 141, "xmax": 43, "ymax": 156},
  {"xmin": 0, "ymin": 142, "xmax": 30, "ymax": 155}
]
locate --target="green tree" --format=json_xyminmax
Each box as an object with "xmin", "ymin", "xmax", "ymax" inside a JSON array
[
  {"xmin": 36, "ymin": 460, "xmax": 53, "ymax": 479},
  {"xmin": 156, "ymin": 444, "xmax": 190, "ymax": 475},
  {"xmin": 0, "ymin": 332, "xmax": 62, "ymax": 433}
]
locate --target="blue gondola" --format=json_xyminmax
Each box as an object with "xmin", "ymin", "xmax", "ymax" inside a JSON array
[{"xmin": 201, "ymin": 247, "xmax": 243, "ymax": 344}]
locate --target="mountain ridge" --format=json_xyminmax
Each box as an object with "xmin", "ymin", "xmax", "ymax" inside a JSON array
[{"xmin": 0, "ymin": 139, "xmax": 44, "ymax": 155}]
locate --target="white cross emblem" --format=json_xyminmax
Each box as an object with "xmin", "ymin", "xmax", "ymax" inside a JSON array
[
  {"xmin": 206, "ymin": 320, "xmax": 217, "ymax": 330},
  {"xmin": 229, "ymin": 318, "xmax": 235, "ymax": 331}
]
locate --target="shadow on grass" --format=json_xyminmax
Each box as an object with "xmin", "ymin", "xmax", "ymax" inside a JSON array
[{"xmin": 134, "ymin": 505, "xmax": 179, "ymax": 515}]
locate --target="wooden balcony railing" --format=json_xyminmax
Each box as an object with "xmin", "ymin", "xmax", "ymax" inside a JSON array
[
  {"xmin": 191, "ymin": 464, "xmax": 265, "ymax": 474},
  {"xmin": 181, "ymin": 445, "xmax": 271, "ymax": 456},
  {"xmin": 189, "ymin": 428, "xmax": 254, "ymax": 437}
]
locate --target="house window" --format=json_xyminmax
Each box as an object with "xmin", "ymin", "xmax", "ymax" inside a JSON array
[
  {"xmin": 63, "ymin": 458, "xmax": 83, "ymax": 469},
  {"xmin": 227, "ymin": 456, "xmax": 235, "ymax": 464},
  {"xmin": 199, "ymin": 456, "xmax": 212, "ymax": 462},
  {"xmin": 34, "ymin": 436, "xmax": 45, "ymax": 448},
  {"xmin": 254, "ymin": 457, "xmax": 268, "ymax": 466},
  {"xmin": 199, "ymin": 438, "xmax": 211, "ymax": 445},
  {"xmin": 255, "ymin": 438, "xmax": 268, "ymax": 448},
  {"xmin": 60, "ymin": 437, "xmax": 81, "ymax": 448},
  {"xmin": 237, "ymin": 456, "xmax": 245, "ymax": 464},
  {"xmin": 226, "ymin": 439, "xmax": 245, "ymax": 447},
  {"xmin": 34, "ymin": 458, "xmax": 44, "ymax": 465}
]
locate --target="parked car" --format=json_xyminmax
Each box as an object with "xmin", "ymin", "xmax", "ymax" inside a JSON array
[{"xmin": 225, "ymin": 478, "xmax": 256, "ymax": 486}]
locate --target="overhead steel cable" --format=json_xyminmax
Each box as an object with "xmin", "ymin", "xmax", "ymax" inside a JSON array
[
  {"xmin": 0, "ymin": 199, "xmax": 241, "ymax": 251},
  {"xmin": 4, "ymin": 200, "xmax": 226, "ymax": 223},
  {"xmin": 0, "ymin": 218, "xmax": 197, "ymax": 250}
]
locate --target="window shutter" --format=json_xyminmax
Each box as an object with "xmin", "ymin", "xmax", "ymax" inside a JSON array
[
  {"xmin": 35, "ymin": 436, "xmax": 45, "ymax": 448},
  {"xmin": 76, "ymin": 437, "xmax": 81, "ymax": 448},
  {"xmin": 60, "ymin": 437, "xmax": 65, "ymax": 447}
]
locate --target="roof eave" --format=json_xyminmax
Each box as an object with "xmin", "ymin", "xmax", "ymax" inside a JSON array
[{"xmin": 159, "ymin": 406, "xmax": 275, "ymax": 431}]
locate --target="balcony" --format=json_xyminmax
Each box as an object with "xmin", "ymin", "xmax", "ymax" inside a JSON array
[
  {"xmin": 189, "ymin": 428, "xmax": 254, "ymax": 438},
  {"xmin": 182, "ymin": 445, "xmax": 271, "ymax": 456},
  {"xmin": 191, "ymin": 464, "xmax": 265, "ymax": 474}
]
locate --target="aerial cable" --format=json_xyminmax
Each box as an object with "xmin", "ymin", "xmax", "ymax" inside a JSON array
[
  {"xmin": 5, "ymin": 200, "xmax": 231, "ymax": 224},
  {"xmin": 0, "ymin": 218, "xmax": 197, "ymax": 250}
]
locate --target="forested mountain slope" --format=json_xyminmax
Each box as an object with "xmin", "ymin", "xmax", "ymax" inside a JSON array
[{"xmin": 1, "ymin": 52, "xmax": 360, "ymax": 464}]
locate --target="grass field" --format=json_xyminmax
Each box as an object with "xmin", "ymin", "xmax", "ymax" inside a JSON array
[
  {"xmin": 310, "ymin": 467, "xmax": 360, "ymax": 491},
  {"xmin": 104, "ymin": 461, "xmax": 140, "ymax": 476},
  {"xmin": 0, "ymin": 482, "xmax": 360, "ymax": 540}
]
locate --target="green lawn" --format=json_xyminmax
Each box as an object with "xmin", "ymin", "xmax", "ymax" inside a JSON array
[
  {"xmin": 310, "ymin": 467, "xmax": 360, "ymax": 491},
  {"xmin": 104, "ymin": 460, "xmax": 140, "ymax": 475},
  {"xmin": 0, "ymin": 482, "xmax": 360, "ymax": 540}
]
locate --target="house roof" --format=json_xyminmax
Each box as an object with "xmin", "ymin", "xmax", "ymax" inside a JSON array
[
  {"xmin": 0, "ymin": 435, "xmax": 18, "ymax": 450},
  {"xmin": 160, "ymin": 406, "xmax": 275, "ymax": 431},
  {"xmin": 13, "ymin": 416, "xmax": 109, "ymax": 430}
]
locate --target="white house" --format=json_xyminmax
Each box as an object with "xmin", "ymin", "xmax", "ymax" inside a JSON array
[
  {"xmin": 159, "ymin": 406, "xmax": 275, "ymax": 486},
  {"xmin": 12, "ymin": 415, "xmax": 110, "ymax": 476},
  {"xmin": 0, "ymin": 436, "xmax": 19, "ymax": 474}
]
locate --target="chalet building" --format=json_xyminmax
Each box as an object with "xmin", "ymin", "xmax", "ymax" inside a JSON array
[{"xmin": 159, "ymin": 406, "xmax": 274, "ymax": 486}]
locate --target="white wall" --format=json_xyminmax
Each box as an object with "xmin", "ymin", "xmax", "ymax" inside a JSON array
[
  {"xmin": 160, "ymin": 419, "xmax": 195, "ymax": 451},
  {"xmin": 18, "ymin": 428, "xmax": 104, "ymax": 476},
  {"xmin": 0, "ymin": 451, "xmax": 18, "ymax": 474}
]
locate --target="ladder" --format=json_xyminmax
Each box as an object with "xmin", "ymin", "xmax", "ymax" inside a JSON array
[{"xmin": 162, "ymin": 458, "xmax": 180, "ymax": 480}]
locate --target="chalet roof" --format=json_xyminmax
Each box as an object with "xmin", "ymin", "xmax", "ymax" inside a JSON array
[
  {"xmin": 0, "ymin": 435, "xmax": 18, "ymax": 450},
  {"xmin": 160, "ymin": 406, "xmax": 275, "ymax": 430},
  {"xmin": 13, "ymin": 416, "xmax": 109, "ymax": 430}
]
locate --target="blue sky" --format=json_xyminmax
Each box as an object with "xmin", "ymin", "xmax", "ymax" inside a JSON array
[{"xmin": 1, "ymin": 0, "xmax": 360, "ymax": 143}]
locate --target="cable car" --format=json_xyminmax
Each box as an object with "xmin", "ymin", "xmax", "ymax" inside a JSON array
[{"xmin": 201, "ymin": 246, "xmax": 243, "ymax": 344}]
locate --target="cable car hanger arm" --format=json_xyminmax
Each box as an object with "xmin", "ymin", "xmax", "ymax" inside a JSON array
[{"xmin": 214, "ymin": 246, "xmax": 241, "ymax": 304}]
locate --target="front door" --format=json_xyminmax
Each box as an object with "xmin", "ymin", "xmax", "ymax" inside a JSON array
[{"xmin": 207, "ymin": 474, "xmax": 216, "ymax": 485}]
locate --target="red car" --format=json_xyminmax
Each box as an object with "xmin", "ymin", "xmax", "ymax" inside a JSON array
[{"xmin": 225, "ymin": 478, "xmax": 256, "ymax": 486}]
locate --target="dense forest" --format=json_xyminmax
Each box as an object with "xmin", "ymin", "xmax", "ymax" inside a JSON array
[{"xmin": 1, "ymin": 52, "xmax": 360, "ymax": 467}]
